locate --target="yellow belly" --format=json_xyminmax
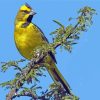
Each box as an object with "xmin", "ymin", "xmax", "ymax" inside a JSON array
[{"xmin": 14, "ymin": 23, "xmax": 46, "ymax": 60}]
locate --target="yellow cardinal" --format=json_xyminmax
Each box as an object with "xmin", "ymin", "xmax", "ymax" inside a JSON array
[{"xmin": 14, "ymin": 3, "xmax": 71, "ymax": 94}]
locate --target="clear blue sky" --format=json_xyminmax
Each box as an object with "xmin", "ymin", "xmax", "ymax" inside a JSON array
[{"xmin": 0, "ymin": 0, "xmax": 100, "ymax": 100}]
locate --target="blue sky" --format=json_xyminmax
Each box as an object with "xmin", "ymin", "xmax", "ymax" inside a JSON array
[{"xmin": 0, "ymin": 0, "xmax": 100, "ymax": 100}]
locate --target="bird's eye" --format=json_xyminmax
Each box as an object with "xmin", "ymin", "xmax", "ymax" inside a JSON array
[{"xmin": 21, "ymin": 10, "xmax": 29, "ymax": 14}]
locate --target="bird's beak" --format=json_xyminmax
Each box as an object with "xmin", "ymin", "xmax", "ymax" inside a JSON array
[{"xmin": 29, "ymin": 10, "xmax": 37, "ymax": 16}]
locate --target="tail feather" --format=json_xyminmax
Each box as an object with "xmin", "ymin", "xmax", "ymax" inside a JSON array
[{"xmin": 47, "ymin": 64, "xmax": 71, "ymax": 94}]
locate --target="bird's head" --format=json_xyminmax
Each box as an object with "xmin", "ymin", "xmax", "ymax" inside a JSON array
[{"xmin": 15, "ymin": 3, "xmax": 36, "ymax": 23}]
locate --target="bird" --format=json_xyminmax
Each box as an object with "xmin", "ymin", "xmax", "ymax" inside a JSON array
[{"xmin": 14, "ymin": 3, "xmax": 71, "ymax": 94}]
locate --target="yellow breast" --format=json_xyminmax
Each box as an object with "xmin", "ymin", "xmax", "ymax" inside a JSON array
[{"xmin": 14, "ymin": 23, "xmax": 46, "ymax": 60}]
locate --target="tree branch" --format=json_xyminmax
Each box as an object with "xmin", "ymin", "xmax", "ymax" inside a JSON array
[{"xmin": 0, "ymin": 6, "xmax": 96, "ymax": 100}]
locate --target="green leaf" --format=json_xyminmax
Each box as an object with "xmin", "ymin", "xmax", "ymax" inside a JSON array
[
  {"xmin": 78, "ymin": 16, "xmax": 85, "ymax": 25},
  {"xmin": 64, "ymin": 45, "xmax": 72, "ymax": 53},
  {"xmin": 53, "ymin": 20, "xmax": 64, "ymax": 28}
]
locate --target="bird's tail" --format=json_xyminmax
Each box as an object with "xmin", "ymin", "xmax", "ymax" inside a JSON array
[{"xmin": 47, "ymin": 63, "xmax": 71, "ymax": 95}]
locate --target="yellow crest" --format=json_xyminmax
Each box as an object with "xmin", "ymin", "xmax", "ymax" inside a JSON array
[{"xmin": 20, "ymin": 3, "xmax": 32, "ymax": 12}]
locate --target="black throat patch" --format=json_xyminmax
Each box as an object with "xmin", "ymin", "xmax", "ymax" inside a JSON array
[{"xmin": 27, "ymin": 15, "xmax": 33, "ymax": 23}]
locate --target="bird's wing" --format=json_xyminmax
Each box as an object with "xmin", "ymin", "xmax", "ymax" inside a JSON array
[
  {"xmin": 33, "ymin": 24, "xmax": 57, "ymax": 63},
  {"xmin": 34, "ymin": 24, "xmax": 49, "ymax": 43}
]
